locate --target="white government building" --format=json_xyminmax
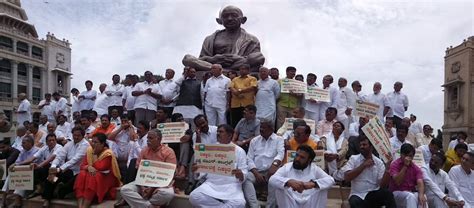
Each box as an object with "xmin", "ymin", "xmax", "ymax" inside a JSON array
[{"xmin": 0, "ymin": 0, "xmax": 72, "ymax": 137}]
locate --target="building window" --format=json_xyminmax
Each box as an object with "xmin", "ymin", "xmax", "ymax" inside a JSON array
[
  {"xmin": 32, "ymin": 46, "xmax": 43, "ymax": 60},
  {"xmin": 449, "ymin": 86, "xmax": 459, "ymax": 110},
  {"xmin": 32, "ymin": 87, "xmax": 41, "ymax": 103},
  {"xmin": 18, "ymin": 85, "xmax": 26, "ymax": 95},
  {"xmin": 33, "ymin": 67, "xmax": 41, "ymax": 80},
  {"xmin": 16, "ymin": 41, "xmax": 28, "ymax": 56},
  {"xmin": 0, "ymin": 82, "xmax": 12, "ymax": 98},
  {"xmin": 0, "ymin": 59, "xmax": 11, "ymax": 75},
  {"xmin": 0, "ymin": 36, "xmax": 13, "ymax": 51},
  {"xmin": 17, "ymin": 63, "xmax": 27, "ymax": 79}
]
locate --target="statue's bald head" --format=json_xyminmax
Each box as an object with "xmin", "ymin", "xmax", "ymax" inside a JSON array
[
  {"xmin": 220, "ymin": 5, "xmax": 243, "ymax": 18},
  {"xmin": 217, "ymin": 5, "xmax": 247, "ymax": 28}
]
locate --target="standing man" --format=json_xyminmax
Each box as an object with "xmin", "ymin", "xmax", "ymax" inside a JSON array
[
  {"xmin": 122, "ymin": 74, "xmax": 138, "ymax": 124},
  {"xmin": 229, "ymin": 64, "xmax": 257, "ymax": 127},
  {"xmin": 270, "ymin": 68, "xmax": 279, "ymax": 80},
  {"xmin": 78, "ymin": 80, "xmax": 97, "ymax": 116},
  {"xmin": 159, "ymin": 69, "xmax": 179, "ymax": 118},
  {"xmin": 70, "ymin": 88, "xmax": 80, "ymax": 117},
  {"xmin": 204, "ymin": 64, "xmax": 231, "ymax": 126},
  {"xmin": 318, "ymin": 75, "xmax": 339, "ymax": 126},
  {"xmin": 304, "ymin": 73, "xmax": 321, "ymax": 122},
  {"xmin": 366, "ymin": 82, "xmax": 390, "ymax": 122},
  {"xmin": 105, "ymin": 74, "xmax": 125, "ymax": 116},
  {"xmin": 15, "ymin": 93, "xmax": 31, "ymax": 127},
  {"xmin": 336, "ymin": 77, "xmax": 356, "ymax": 138},
  {"xmin": 255, "ymin": 67, "xmax": 280, "ymax": 126},
  {"xmin": 386, "ymin": 81, "xmax": 409, "ymax": 128},
  {"xmin": 53, "ymin": 92, "xmax": 68, "ymax": 119},
  {"xmin": 276, "ymin": 66, "xmax": 301, "ymax": 129},
  {"xmin": 174, "ymin": 67, "xmax": 203, "ymax": 129},
  {"xmin": 93, "ymin": 83, "xmax": 108, "ymax": 117},
  {"xmin": 38, "ymin": 93, "xmax": 56, "ymax": 123},
  {"xmin": 132, "ymin": 71, "xmax": 162, "ymax": 126}
]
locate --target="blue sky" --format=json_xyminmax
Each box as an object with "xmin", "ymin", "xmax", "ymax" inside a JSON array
[{"xmin": 22, "ymin": 0, "xmax": 473, "ymax": 131}]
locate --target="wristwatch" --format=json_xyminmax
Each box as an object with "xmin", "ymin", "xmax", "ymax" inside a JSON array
[{"xmin": 272, "ymin": 161, "xmax": 279, "ymax": 166}]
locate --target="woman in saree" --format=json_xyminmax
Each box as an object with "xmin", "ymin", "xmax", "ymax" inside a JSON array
[{"xmin": 74, "ymin": 133, "xmax": 121, "ymax": 208}]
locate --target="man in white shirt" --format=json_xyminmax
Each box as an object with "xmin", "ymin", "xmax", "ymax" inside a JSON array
[
  {"xmin": 422, "ymin": 152, "xmax": 465, "ymax": 208},
  {"xmin": 386, "ymin": 81, "xmax": 409, "ymax": 128},
  {"xmin": 416, "ymin": 124, "xmax": 434, "ymax": 147},
  {"xmin": 341, "ymin": 135, "xmax": 396, "ymax": 208},
  {"xmin": 366, "ymin": 82, "xmax": 390, "ymax": 122},
  {"xmin": 55, "ymin": 115, "xmax": 72, "ymax": 145},
  {"xmin": 269, "ymin": 144, "xmax": 335, "ymax": 208},
  {"xmin": 78, "ymin": 80, "xmax": 97, "ymax": 115},
  {"xmin": 15, "ymin": 93, "xmax": 31, "ymax": 127},
  {"xmin": 105, "ymin": 74, "xmax": 125, "ymax": 116},
  {"xmin": 132, "ymin": 71, "xmax": 162, "ymax": 126},
  {"xmin": 38, "ymin": 115, "xmax": 50, "ymax": 133},
  {"xmin": 243, "ymin": 120, "xmax": 284, "ymax": 208},
  {"xmin": 256, "ymin": 67, "xmax": 280, "ymax": 126},
  {"xmin": 108, "ymin": 115, "xmax": 137, "ymax": 181},
  {"xmin": 351, "ymin": 80, "xmax": 367, "ymax": 101},
  {"xmin": 93, "ymin": 83, "xmax": 108, "ymax": 117},
  {"xmin": 126, "ymin": 120, "xmax": 149, "ymax": 183},
  {"xmin": 159, "ymin": 69, "xmax": 179, "ymax": 118},
  {"xmin": 304, "ymin": 73, "xmax": 322, "ymax": 122},
  {"xmin": 336, "ymin": 78, "xmax": 356, "ymax": 138},
  {"xmin": 192, "ymin": 114, "xmax": 218, "ymax": 145},
  {"xmin": 53, "ymin": 92, "xmax": 68, "ymax": 119},
  {"xmin": 38, "ymin": 93, "xmax": 56, "ymax": 123},
  {"xmin": 189, "ymin": 124, "xmax": 248, "ymax": 208},
  {"xmin": 448, "ymin": 152, "xmax": 474, "ymax": 207},
  {"xmin": 389, "ymin": 124, "xmax": 410, "ymax": 159},
  {"xmin": 42, "ymin": 127, "xmax": 89, "ymax": 205},
  {"xmin": 12, "ymin": 126, "xmax": 26, "ymax": 151},
  {"xmin": 318, "ymin": 75, "xmax": 339, "ymax": 122},
  {"xmin": 409, "ymin": 114, "xmax": 423, "ymax": 135},
  {"xmin": 122, "ymin": 75, "xmax": 138, "ymax": 124},
  {"xmin": 46, "ymin": 123, "xmax": 66, "ymax": 144},
  {"xmin": 204, "ymin": 64, "xmax": 230, "ymax": 126},
  {"xmin": 70, "ymin": 88, "xmax": 80, "ymax": 116},
  {"xmin": 79, "ymin": 115, "xmax": 96, "ymax": 139},
  {"xmin": 419, "ymin": 138, "xmax": 443, "ymax": 165}
]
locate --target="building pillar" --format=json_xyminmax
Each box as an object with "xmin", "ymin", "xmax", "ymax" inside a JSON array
[
  {"xmin": 11, "ymin": 60, "xmax": 18, "ymax": 99},
  {"xmin": 26, "ymin": 64, "xmax": 33, "ymax": 100},
  {"xmin": 41, "ymin": 68, "xmax": 48, "ymax": 95},
  {"xmin": 28, "ymin": 44, "xmax": 32, "ymax": 57},
  {"xmin": 12, "ymin": 40, "xmax": 16, "ymax": 53}
]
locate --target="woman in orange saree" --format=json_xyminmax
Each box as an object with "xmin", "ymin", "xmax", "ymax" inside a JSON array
[{"xmin": 74, "ymin": 133, "xmax": 121, "ymax": 208}]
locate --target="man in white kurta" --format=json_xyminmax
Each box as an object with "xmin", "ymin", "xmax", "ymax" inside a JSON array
[
  {"xmin": 78, "ymin": 80, "xmax": 97, "ymax": 113},
  {"xmin": 93, "ymin": 84, "xmax": 108, "ymax": 116},
  {"xmin": 304, "ymin": 73, "xmax": 322, "ymax": 123},
  {"xmin": 203, "ymin": 64, "xmax": 230, "ymax": 126},
  {"xmin": 104, "ymin": 74, "xmax": 125, "ymax": 115},
  {"xmin": 366, "ymin": 82, "xmax": 390, "ymax": 122},
  {"xmin": 269, "ymin": 144, "xmax": 335, "ymax": 208},
  {"xmin": 256, "ymin": 67, "xmax": 280, "ymax": 126},
  {"xmin": 318, "ymin": 75, "xmax": 339, "ymax": 123},
  {"xmin": 448, "ymin": 152, "xmax": 474, "ymax": 208},
  {"xmin": 53, "ymin": 92, "xmax": 68, "ymax": 118},
  {"xmin": 16, "ymin": 93, "xmax": 31, "ymax": 127},
  {"xmin": 386, "ymin": 82, "xmax": 409, "ymax": 128},
  {"xmin": 335, "ymin": 78, "xmax": 356, "ymax": 138},
  {"xmin": 189, "ymin": 124, "xmax": 248, "ymax": 208},
  {"xmin": 38, "ymin": 93, "xmax": 56, "ymax": 123},
  {"xmin": 159, "ymin": 69, "xmax": 179, "ymax": 117},
  {"xmin": 389, "ymin": 125, "xmax": 410, "ymax": 159}
]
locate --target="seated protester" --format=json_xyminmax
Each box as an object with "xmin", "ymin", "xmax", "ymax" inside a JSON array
[
  {"xmin": 243, "ymin": 120, "xmax": 284, "ymax": 208},
  {"xmin": 168, "ymin": 113, "xmax": 193, "ymax": 179},
  {"xmin": 75, "ymin": 133, "xmax": 121, "ymax": 208},
  {"xmin": 126, "ymin": 120, "xmax": 149, "ymax": 183},
  {"xmin": 232, "ymin": 105, "xmax": 260, "ymax": 152},
  {"xmin": 189, "ymin": 124, "xmax": 248, "ymax": 207},
  {"xmin": 38, "ymin": 115, "xmax": 50, "ymax": 133},
  {"xmin": 447, "ymin": 132, "xmax": 467, "ymax": 151},
  {"xmin": 415, "ymin": 125, "xmax": 434, "ymax": 147},
  {"xmin": 444, "ymin": 143, "xmax": 468, "ymax": 172},
  {"xmin": 42, "ymin": 127, "xmax": 90, "ymax": 207},
  {"xmin": 281, "ymin": 119, "xmax": 320, "ymax": 143},
  {"xmin": 109, "ymin": 109, "xmax": 121, "ymax": 128},
  {"xmin": 418, "ymin": 138, "xmax": 442, "ymax": 165},
  {"xmin": 90, "ymin": 114, "xmax": 117, "ymax": 155},
  {"xmin": 389, "ymin": 124, "xmax": 410, "ymax": 160},
  {"xmin": 149, "ymin": 107, "xmax": 169, "ymax": 129},
  {"xmin": 341, "ymin": 134, "xmax": 396, "ymax": 208},
  {"xmin": 0, "ymin": 138, "xmax": 20, "ymax": 173},
  {"xmin": 192, "ymin": 114, "xmax": 218, "ymax": 145},
  {"xmin": 287, "ymin": 124, "xmax": 318, "ymax": 151},
  {"xmin": 119, "ymin": 129, "xmax": 177, "ymax": 207},
  {"xmin": 46, "ymin": 123, "xmax": 66, "ymax": 145},
  {"xmin": 348, "ymin": 117, "xmax": 368, "ymax": 138},
  {"xmin": 384, "ymin": 117, "xmax": 396, "ymax": 138},
  {"xmin": 28, "ymin": 122, "xmax": 47, "ymax": 148},
  {"xmin": 389, "ymin": 143, "xmax": 427, "ymax": 208},
  {"xmin": 56, "ymin": 114, "xmax": 72, "ymax": 142},
  {"xmin": 316, "ymin": 107, "xmax": 337, "ymax": 137},
  {"xmin": 448, "ymin": 152, "xmax": 474, "ymax": 207},
  {"xmin": 268, "ymin": 144, "xmax": 335, "ymax": 207},
  {"xmin": 90, "ymin": 111, "xmax": 100, "ymax": 128},
  {"xmin": 12, "ymin": 126, "xmax": 27, "ymax": 151},
  {"xmin": 2, "ymin": 135, "xmax": 39, "ymax": 207},
  {"xmin": 421, "ymin": 152, "xmax": 465, "ymax": 208},
  {"xmin": 320, "ymin": 121, "xmax": 348, "ymax": 177},
  {"xmin": 277, "ymin": 107, "xmax": 308, "ymax": 135},
  {"xmin": 80, "ymin": 114, "xmax": 96, "ymax": 139},
  {"xmin": 400, "ymin": 117, "xmax": 419, "ymax": 148},
  {"xmin": 108, "ymin": 115, "xmax": 137, "ymax": 182}
]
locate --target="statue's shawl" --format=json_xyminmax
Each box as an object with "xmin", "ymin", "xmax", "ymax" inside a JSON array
[{"xmin": 199, "ymin": 28, "xmax": 261, "ymax": 58}]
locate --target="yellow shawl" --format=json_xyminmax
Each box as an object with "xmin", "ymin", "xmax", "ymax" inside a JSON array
[{"xmin": 86, "ymin": 146, "xmax": 122, "ymax": 184}]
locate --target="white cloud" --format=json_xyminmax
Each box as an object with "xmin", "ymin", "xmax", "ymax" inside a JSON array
[{"xmin": 22, "ymin": 0, "xmax": 473, "ymax": 131}]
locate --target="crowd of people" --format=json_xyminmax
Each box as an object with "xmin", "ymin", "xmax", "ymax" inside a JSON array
[{"xmin": 1, "ymin": 64, "xmax": 473, "ymax": 208}]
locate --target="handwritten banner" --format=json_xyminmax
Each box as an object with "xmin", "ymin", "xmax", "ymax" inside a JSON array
[
  {"xmin": 413, "ymin": 149, "xmax": 425, "ymax": 168},
  {"xmin": 0, "ymin": 160, "xmax": 6, "ymax": 180},
  {"xmin": 286, "ymin": 150, "xmax": 325, "ymax": 169},
  {"xmin": 278, "ymin": 118, "xmax": 316, "ymax": 135},
  {"xmin": 135, "ymin": 160, "xmax": 176, "ymax": 188},
  {"xmin": 355, "ymin": 100, "xmax": 380, "ymax": 119},
  {"xmin": 9, "ymin": 165, "xmax": 33, "ymax": 190},
  {"xmin": 157, "ymin": 122, "xmax": 187, "ymax": 143},
  {"xmin": 306, "ymin": 87, "xmax": 330, "ymax": 102},
  {"xmin": 280, "ymin": 79, "xmax": 307, "ymax": 94},
  {"xmin": 194, "ymin": 144, "xmax": 235, "ymax": 176},
  {"xmin": 361, "ymin": 117, "xmax": 392, "ymax": 163}
]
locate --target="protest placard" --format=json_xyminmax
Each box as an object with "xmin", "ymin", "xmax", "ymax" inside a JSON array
[
  {"xmin": 135, "ymin": 160, "xmax": 176, "ymax": 188},
  {"xmin": 194, "ymin": 144, "xmax": 235, "ymax": 176},
  {"xmin": 355, "ymin": 100, "xmax": 379, "ymax": 119},
  {"xmin": 413, "ymin": 149, "xmax": 425, "ymax": 168},
  {"xmin": 157, "ymin": 122, "xmax": 187, "ymax": 143},
  {"xmin": 280, "ymin": 79, "xmax": 307, "ymax": 94},
  {"xmin": 279, "ymin": 118, "xmax": 316, "ymax": 135},
  {"xmin": 361, "ymin": 117, "xmax": 392, "ymax": 163},
  {"xmin": 9, "ymin": 165, "xmax": 33, "ymax": 190},
  {"xmin": 0, "ymin": 159, "xmax": 6, "ymax": 180},
  {"xmin": 306, "ymin": 87, "xmax": 330, "ymax": 102},
  {"xmin": 286, "ymin": 150, "xmax": 325, "ymax": 169}
]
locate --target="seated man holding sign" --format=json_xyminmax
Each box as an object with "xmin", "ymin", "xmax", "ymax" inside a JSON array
[
  {"xmin": 189, "ymin": 124, "xmax": 248, "ymax": 207},
  {"xmin": 269, "ymin": 144, "xmax": 335, "ymax": 207},
  {"xmin": 119, "ymin": 129, "xmax": 177, "ymax": 207}
]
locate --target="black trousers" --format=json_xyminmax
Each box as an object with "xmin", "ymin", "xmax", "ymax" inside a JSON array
[
  {"xmin": 42, "ymin": 169, "xmax": 76, "ymax": 200},
  {"xmin": 348, "ymin": 188, "xmax": 396, "ymax": 208},
  {"xmin": 125, "ymin": 159, "xmax": 138, "ymax": 184},
  {"xmin": 33, "ymin": 165, "xmax": 50, "ymax": 186},
  {"xmin": 230, "ymin": 107, "xmax": 244, "ymax": 128}
]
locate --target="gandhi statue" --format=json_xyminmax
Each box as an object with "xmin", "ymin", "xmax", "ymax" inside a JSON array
[{"xmin": 182, "ymin": 5, "xmax": 265, "ymax": 72}]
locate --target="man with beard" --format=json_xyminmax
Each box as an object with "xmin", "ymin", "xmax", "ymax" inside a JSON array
[
  {"xmin": 269, "ymin": 144, "xmax": 335, "ymax": 207},
  {"xmin": 341, "ymin": 135, "xmax": 396, "ymax": 208},
  {"xmin": 448, "ymin": 152, "xmax": 474, "ymax": 207}
]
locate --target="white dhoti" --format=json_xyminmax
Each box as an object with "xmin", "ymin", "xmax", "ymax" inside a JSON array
[
  {"xmin": 189, "ymin": 186, "xmax": 246, "ymax": 208},
  {"xmin": 393, "ymin": 191, "xmax": 426, "ymax": 208},
  {"xmin": 275, "ymin": 187, "xmax": 328, "ymax": 208}
]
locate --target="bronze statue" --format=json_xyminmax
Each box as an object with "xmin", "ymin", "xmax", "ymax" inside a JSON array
[{"xmin": 182, "ymin": 5, "xmax": 265, "ymax": 72}]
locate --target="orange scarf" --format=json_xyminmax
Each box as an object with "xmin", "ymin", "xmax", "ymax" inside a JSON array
[{"xmin": 86, "ymin": 147, "xmax": 122, "ymax": 184}]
